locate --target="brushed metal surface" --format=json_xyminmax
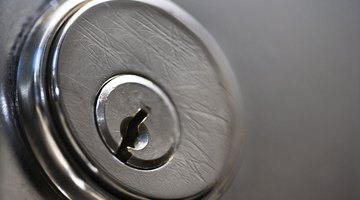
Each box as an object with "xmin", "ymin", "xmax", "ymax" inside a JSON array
[{"xmin": 48, "ymin": 1, "xmax": 241, "ymax": 198}]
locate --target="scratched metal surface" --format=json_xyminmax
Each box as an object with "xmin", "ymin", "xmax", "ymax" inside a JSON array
[
  {"xmin": 54, "ymin": 1, "xmax": 238, "ymax": 198},
  {"xmin": 1, "ymin": 0, "xmax": 360, "ymax": 199}
]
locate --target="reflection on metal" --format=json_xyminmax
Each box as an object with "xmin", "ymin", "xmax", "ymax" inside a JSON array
[{"xmin": 15, "ymin": 0, "xmax": 242, "ymax": 199}]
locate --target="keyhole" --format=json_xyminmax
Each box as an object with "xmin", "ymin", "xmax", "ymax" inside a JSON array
[{"xmin": 117, "ymin": 108, "xmax": 150, "ymax": 162}]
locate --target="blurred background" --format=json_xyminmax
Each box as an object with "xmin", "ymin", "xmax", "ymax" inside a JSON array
[{"xmin": 172, "ymin": 0, "xmax": 360, "ymax": 199}]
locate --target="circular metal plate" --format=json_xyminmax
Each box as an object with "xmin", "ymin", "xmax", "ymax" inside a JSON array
[{"xmin": 16, "ymin": 0, "xmax": 243, "ymax": 199}]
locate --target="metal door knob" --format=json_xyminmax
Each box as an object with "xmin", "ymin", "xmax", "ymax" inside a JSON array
[{"xmin": 16, "ymin": 0, "xmax": 243, "ymax": 199}]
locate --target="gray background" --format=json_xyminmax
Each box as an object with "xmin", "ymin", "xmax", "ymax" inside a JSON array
[
  {"xmin": 173, "ymin": 0, "xmax": 360, "ymax": 199},
  {"xmin": 1, "ymin": 0, "xmax": 360, "ymax": 199}
]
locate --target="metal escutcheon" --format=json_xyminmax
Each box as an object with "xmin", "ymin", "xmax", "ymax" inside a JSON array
[{"xmin": 16, "ymin": 0, "xmax": 243, "ymax": 199}]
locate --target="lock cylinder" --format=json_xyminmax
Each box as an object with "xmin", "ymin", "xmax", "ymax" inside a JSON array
[
  {"xmin": 16, "ymin": 0, "xmax": 243, "ymax": 199},
  {"xmin": 94, "ymin": 74, "xmax": 180, "ymax": 170}
]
